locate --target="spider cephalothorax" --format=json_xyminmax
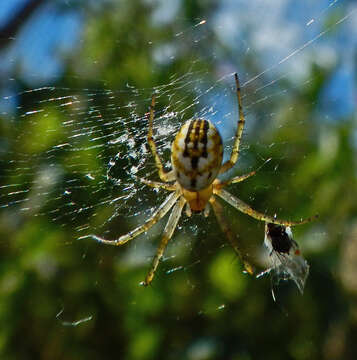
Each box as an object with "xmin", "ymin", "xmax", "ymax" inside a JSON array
[{"xmin": 92, "ymin": 73, "xmax": 314, "ymax": 286}]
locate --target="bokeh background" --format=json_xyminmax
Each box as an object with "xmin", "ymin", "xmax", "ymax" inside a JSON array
[{"xmin": 1, "ymin": 0, "xmax": 357, "ymax": 359}]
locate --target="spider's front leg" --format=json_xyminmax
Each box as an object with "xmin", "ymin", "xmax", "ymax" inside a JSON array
[
  {"xmin": 215, "ymin": 188, "xmax": 317, "ymax": 226},
  {"xmin": 91, "ymin": 190, "xmax": 180, "ymax": 246},
  {"xmin": 210, "ymin": 196, "xmax": 255, "ymax": 275},
  {"xmin": 142, "ymin": 196, "xmax": 186, "ymax": 286}
]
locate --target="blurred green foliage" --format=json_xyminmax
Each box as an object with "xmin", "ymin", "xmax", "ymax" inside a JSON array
[{"xmin": 0, "ymin": 1, "xmax": 357, "ymax": 359}]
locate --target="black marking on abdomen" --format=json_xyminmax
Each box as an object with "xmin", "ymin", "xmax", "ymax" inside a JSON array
[
  {"xmin": 193, "ymin": 119, "xmax": 201, "ymax": 150},
  {"xmin": 183, "ymin": 120, "xmax": 195, "ymax": 157},
  {"xmin": 202, "ymin": 120, "xmax": 209, "ymax": 158},
  {"xmin": 191, "ymin": 156, "xmax": 199, "ymax": 169}
]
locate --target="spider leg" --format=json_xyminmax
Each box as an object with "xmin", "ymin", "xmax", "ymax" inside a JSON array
[
  {"xmin": 148, "ymin": 94, "xmax": 175, "ymax": 182},
  {"xmin": 215, "ymin": 188, "xmax": 317, "ymax": 226},
  {"xmin": 142, "ymin": 196, "xmax": 186, "ymax": 286},
  {"xmin": 220, "ymin": 73, "xmax": 245, "ymax": 174},
  {"xmin": 135, "ymin": 176, "xmax": 176, "ymax": 191},
  {"xmin": 91, "ymin": 190, "xmax": 181, "ymax": 246},
  {"xmin": 210, "ymin": 196, "xmax": 254, "ymax": 275},
  {"xmin": 214, "ymin": 170, "xmax": 256, "ymax": 190}
]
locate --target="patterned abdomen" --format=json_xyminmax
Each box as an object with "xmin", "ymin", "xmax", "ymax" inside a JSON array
[{"xmin": 171, "ymin": 119, "xmax": 223, "ymax": 191}]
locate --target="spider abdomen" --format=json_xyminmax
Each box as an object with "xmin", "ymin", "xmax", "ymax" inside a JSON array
[{"xmin": 171, "ymin": 119, "xmax": 223, "ymax": 191}]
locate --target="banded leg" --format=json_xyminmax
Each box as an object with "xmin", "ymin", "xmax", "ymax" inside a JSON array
[
  {"xmin": 210, "ymin": 196, "xmax": 254, "ymax": 275},
  {"xmin": 143, "ymin": 196, "xmax": 186, "ymax": 286},
  {"xmin": 136, "ymin": 176, "xmax": 176, "ymax": 191},
  {"xmin": 214, "ymin": 170, "xmax": 256, "ymax": 191},
  {"xmin": 220, "ymin": 73, "xmax": 246, "ymax": 174},
  {"xmin": 91, "ymin": 190, "xmax": 180, "ymax": 246},
  {"xmin": 148, "ymin": 94, "xmax": 175, "ymax": 182},
  {"xmin": 215, "ymin": 188, "xmax": 317, "ymax": 226}
]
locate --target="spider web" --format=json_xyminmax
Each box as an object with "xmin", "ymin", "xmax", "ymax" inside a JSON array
[{"xmin": 0, "ymin": 0, "xmax": 356, "ymax": 288}]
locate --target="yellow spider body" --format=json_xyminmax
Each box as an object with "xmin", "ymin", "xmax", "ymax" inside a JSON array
[
  {"xmin": 92, "ymin": 73, "xmax": 314, "ymax": 286},
  {"xmin": 171, "ymin": 119, "xmax": 223, "ymax": 193}
]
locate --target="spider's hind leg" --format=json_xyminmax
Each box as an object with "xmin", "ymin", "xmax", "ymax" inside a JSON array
[
  {"xmin": 210, "ymin": 196, "xmax": 255, "ymax": 275},
  {"xmin": 136, "ymin": 176, "xmax": 176, "ymax": 191},
  {"xmin": 214, "ymin": 170, "xmax": 256, "ymax": 191},
  {"xmin": 220, "ymin": 73, "xmax": 246, "ymax": 174},
  {"xmin": 147, "ymin": 94, "xmax": 175, "ymax": 182}
]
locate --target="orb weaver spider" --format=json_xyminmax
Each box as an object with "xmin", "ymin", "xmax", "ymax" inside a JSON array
[{"xmin": 92, "ymin": 73, "xmax": 314, "ymax": 286}]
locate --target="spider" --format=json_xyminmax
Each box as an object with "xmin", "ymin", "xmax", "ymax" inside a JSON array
[{"xmin": 92, "ymin": 73, "xmax": 315, "ymax": 286}]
